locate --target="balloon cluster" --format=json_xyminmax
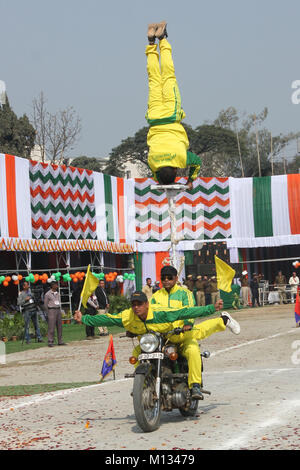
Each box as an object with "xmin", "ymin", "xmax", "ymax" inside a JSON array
[
  {"xmin": 91, "ymin": 272, "xmax": 136, "ymax": 283},
  {"xmin": 293, "ymin": 261, "xmax": 300, "ymax": 269},
  {"xmin": 69, "ymin": 272, "xmax": 85, "ymax": 283},
  {"xmin": 123, "ymin": 272, "xmax": 136, "ymax": 281},
  {"xmin": 0, "ymin": 275, "xmax": 23, "ymax": 287}
]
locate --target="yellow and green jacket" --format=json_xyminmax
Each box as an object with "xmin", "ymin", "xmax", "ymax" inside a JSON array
[
  {"xmin": 147, "ymin": 123, "xmax": 201, "ymax": 183},
  {"xmin": 151, "ymin": 284, "xmax": 196, "ymax": 328},
  {"xmin": 81, "ymin": 304, "xmax": 216, "ymax": 344}
]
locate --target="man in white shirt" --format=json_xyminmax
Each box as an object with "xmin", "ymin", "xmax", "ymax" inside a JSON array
[{"xmin": 289, "ymin": 272, "xmax": 299, "ymax": 303}]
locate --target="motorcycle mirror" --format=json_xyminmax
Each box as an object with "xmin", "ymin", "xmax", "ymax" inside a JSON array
[{"xmin": 201, "ymin": 351, "xmax": 210, "ymax": 359}]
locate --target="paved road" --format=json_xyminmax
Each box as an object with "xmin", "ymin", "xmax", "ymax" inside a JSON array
[{"xmin": 1, "ymin": 305, "xmax": 300, "ymax": 450}]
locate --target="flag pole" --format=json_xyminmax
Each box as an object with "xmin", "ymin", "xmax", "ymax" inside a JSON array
[{"xmin": 78, "ymin": 264, "xmax": 91, "ymax": 311}]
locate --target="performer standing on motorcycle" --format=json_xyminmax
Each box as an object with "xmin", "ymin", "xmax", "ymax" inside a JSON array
[{"xmin": 74, "ymin": 291, "xmax": 240, "ymax": 400}]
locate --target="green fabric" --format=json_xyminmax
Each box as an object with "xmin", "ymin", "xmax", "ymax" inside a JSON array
[
  {"xmin": 184, "ymin": 250, "xmax": 194, "ymax": 266},
  {"xmin": 220, "ymin": 284, "xmax": 241, "ymax": 310},
  {"xmin": 253, "ymin": 176, "xmax": 273, "ymax": 237},
  {"xmin": 103, "ymin": 174, "xmax": 114, "ymax": 241},
  {"xmin": 134, "ymin": 252, "xmax": 143, "ymax": 291},
  {"xmin": 186, "ymin": 151, "xmax": 202, "ymax": 181}
]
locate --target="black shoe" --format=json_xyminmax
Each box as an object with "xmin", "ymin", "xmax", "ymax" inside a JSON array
[
  {"xmin": 58, "ymin": 342, "xmax": 67, "ymax": 346},
  {"xmin": 48, "ymin": 344, "xmax": 54, "ymax": 348},
  {"xmin": 191, "ymin": 383, "xmax": 204, "ymax": 400},
  {"xmin": 38, "ymin": 339, "xmax": 44, "ymax": 343}
]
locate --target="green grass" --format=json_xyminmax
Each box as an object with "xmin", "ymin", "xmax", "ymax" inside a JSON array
[
  {"xmin": 0, "ymin": 382, "xmax": 99, "ymax": 397},
  {"xmin": 4, "ymin": 322, "xmax": 124, "ymax": 354}
]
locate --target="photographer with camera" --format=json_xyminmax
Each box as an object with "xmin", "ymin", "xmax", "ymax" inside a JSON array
[{"xmin": 17, "ymin": 281, "xmax": 43, "ymax": 344}]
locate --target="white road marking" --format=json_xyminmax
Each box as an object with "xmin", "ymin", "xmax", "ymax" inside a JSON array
[
  {"xmin": 0, "ymin": 328, "xmax": 298, "ymax": 414},
  {"xmin": 210, "ymin": 328, "xmax": 297, "ymax": 357},
  {"xmin": 218, "ymin": 399, "xmax": 300, "ymax": 450},
  {"xmin": 0, "ymin": 378, "xmax": 130, "ymax": 414}
]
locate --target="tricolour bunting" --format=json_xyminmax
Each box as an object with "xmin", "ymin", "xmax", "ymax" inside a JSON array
[
  {"xmin": 30, "ymin": 161, "xmax": 96, "ymax": 240},
  {"xmin": 0, "ymin": 154, "xmax": 32, "ymax": 239},
  {"xmin": 135, "ymin": 176, "xmax": 231, "ymax": 242},
  {"xmin": 228, "ymin": 174, "xmax": 300, "ymax": 248},
  {"xmin": 93, "ymin": 173, "xmax": 136, "ymax": 245}
]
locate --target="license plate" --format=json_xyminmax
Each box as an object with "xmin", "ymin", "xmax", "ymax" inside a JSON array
[{"xmin": 138, "ymin": 352, "xmax": 164, "ymax": 360}]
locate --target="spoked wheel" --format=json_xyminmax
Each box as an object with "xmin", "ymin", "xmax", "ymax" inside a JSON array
[
  {"xmin": 133, "ymin": 372, "xmax": 161, "ymax": 432},
  {"xmin": 179, "ymin": 397, "xmax": 199, "ymax": 417}
]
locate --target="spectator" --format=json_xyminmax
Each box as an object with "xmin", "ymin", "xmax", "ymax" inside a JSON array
[
  {"xmin": 204, "ymin": 276, "xmax": 212, "ymax": 305},
  {"xmin": 95, "ymin": 280, "xmax": 109, "ymax": 336},
  {"xmin": 85, "ymin": 292, "xmax": 99, "ymax": 339},
  {"xmin": 274, "ymin": 271, "xmax": 287, "ymax": 305},
  {"xmin": 250, "ymin": 274, "xmax": 260, "ymax": 308},
  {"xmin": 195, "ymin": 275, "xmax": 206, "ymax": 306},
  {"xmin": 210, "ymin": 276, "xmax": 220, "ymax": 305},
  {"xmin": 44, "ymin": 281, "xmax": 66, "ymax": 347},
  {"xmin": 17, "ymin": 281, "xmax": 43, "ymax": 345},
  {"xmin": 152, "ymin": 281, "xmax": 160, "ymax": 294},
  {"xmin": 239, "ymin": 271, "xmax": 250, "ymax": 307},
  {"xmin": 185, "ymin": 274, "xmax": 195, "ymax": 292},
  {"xmin": 289, "ymin": 272, "xmax": 299, "ymax": 303},
  {"xmin": 142, "ymin": 277, "xmax": 153, "ymax": 300}
]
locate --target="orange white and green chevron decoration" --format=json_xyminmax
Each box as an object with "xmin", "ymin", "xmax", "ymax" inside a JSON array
[
  {"xmin": 1, "ymin": 153, "xmax": 300, "ymax": 253},
  {"xmin": 135, "ymin": 176, "xmax": 231, "ymax": 242},
  {"xmin": 30, "ymin": 160, "xmax": 96, "ymax": 240}
]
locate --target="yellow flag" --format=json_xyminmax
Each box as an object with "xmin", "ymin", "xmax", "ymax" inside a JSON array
[
  {"xmin": 214, "ymin": 256, "xmax": 235, "ymax": 293},
  {"xmin": 80, "ymin": 265, "xmax": 99, "ymax": 308}
]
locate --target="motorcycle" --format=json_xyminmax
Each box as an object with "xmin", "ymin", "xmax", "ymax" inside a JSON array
[{"xmin": 127, "ymin": 326, "xmax": 211, "ymax": 432}]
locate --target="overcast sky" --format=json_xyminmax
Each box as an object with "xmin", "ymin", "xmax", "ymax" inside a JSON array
[{"xmin": 2, "ymin": 0, "xmax": 300, "ymax": 160}]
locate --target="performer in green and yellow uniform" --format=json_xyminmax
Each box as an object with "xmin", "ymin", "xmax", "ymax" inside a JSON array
[
  {"xmin": 145, "ymin": 22, "xmax": 202, "ymax": 188},
  {"xmin": 74, "ymin": 288, "xmax": 240, "ymax": 400}
]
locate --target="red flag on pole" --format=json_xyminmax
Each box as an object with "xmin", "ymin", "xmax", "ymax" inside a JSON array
[{"xmin": 100, "ymin": 335, "xmax": 117, "ymax": 381}]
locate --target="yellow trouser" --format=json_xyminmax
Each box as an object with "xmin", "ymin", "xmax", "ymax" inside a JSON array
[
  {"xmin": 145, "ymin": 39, "xmax": 185, "ymax": 122},
  {"xmin": 132, "ymin": 318, "xmax": 226, "ymax": 388},
  {"xmin": 145, "ymin": 39, "xmax": 189, "ymax": 174}
]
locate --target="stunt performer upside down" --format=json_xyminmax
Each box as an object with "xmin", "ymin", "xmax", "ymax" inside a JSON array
[{"xmin": 145, "ymin": 21, "xmax": 202, "ymax": 189}]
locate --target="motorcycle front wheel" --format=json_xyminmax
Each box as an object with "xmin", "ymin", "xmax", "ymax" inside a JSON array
[{"xmin": 133, "ymin": 372, "xmax": 161, "ymax": 432}]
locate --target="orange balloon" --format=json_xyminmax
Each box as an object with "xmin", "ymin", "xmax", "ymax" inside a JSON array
[
  {"xmin": 73, "ymin": 277, "xmax": 78, "ymax": 283},
  {"xmin": 5, "ymin": 276, "xmax": 11, "ymax": 283},
  {"xmin": 14, "ymin": 280, "xmax": 19, "ymax": 285},
  {"xmin": 18, "ymin": 275, "xmax": 23, "ymax": 281},
  {"xmin": 3, "ymin": 281, "xmax": 9, "ymax": 287}
]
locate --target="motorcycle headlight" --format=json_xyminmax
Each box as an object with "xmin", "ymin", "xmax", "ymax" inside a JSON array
[{"xmin": 140, "ymin": 333, "xmax": 159, "ymax": 353}]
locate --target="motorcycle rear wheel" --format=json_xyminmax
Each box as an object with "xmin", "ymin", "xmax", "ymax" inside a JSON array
[{"xmin": 133, "ymin": 372, "xmax": 161, "ymax": 432}]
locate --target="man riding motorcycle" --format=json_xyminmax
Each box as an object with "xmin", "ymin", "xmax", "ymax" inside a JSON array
[{"xmin": 74, "ymin": 289, "xmax": 240, "ymax": 399}]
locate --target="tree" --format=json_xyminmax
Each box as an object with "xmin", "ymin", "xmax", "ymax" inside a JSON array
[
  {"xmin": 210, "ymin": 107, "xmax": 300, "ymax": 177},
  {"xmin": 104, "ymin": 124, "xmax": 241, "ymax": 178},
  {"xmin": 71, "ymin": 156, "xmax": 106, "ymax": 172},
  {"xmin": 31, "ymin": 92, "xmax": 81, "ymax": 163},
  {"xmin": 0, "ymin": 98, "xmax": 35, "ymax": 158},
  {"xmin": 105, "ymin": 127, "xmax": 150, "ymax": 177}
]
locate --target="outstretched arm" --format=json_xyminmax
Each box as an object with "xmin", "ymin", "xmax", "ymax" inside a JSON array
[
  {"xmin": 186, "ymin": 152, "xmax": 202, "ymax": 182},
  {"xmin": 74, "ymin": 310, "xmax": 124, "ymax": 328},
  {"xmin": 152, "ymin": 300, "xmax": 223, "ymax": 323}
]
